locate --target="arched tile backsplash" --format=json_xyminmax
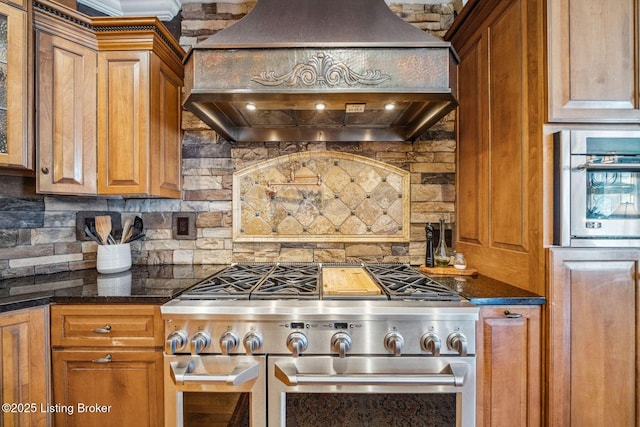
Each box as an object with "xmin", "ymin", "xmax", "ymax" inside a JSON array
[{"xmin": 233, "ymin": 151, "xmax": 410, "ymax": 242}]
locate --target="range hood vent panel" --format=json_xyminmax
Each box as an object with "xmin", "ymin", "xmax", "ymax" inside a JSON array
[{"xmin": 183, "ymin": 0, "xmax": 458, "ymax": 142}]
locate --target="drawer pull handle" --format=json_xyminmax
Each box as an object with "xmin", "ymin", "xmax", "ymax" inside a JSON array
[
  {"xmin": 92, "ymin": 325, "xmax": 112, "ymax": 334},
  {"xmin": 92, "ymin": 354, "xmax": 112, "ymax": 363},
  {"xmin": 504, "ymin": 310, "xmax": 522, "ymax": 318}
]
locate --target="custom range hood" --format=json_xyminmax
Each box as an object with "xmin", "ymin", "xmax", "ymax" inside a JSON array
[{"xmin": 183, "ymin": 0, "xmax": 458, "ymax": 142}]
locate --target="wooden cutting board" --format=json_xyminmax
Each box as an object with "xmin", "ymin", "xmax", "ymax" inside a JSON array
[
  {"xmin": 322, "ymin": 267, "xmax": 382, "ymax": 295},
  {"xmin": 419, "ymin": 265, "xmax": 478, "ymax": 276}
]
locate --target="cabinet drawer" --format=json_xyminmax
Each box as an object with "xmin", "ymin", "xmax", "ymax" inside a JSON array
[{"xmin": 51, "ymin": 304, "xmax": 162, "ymax": 347}]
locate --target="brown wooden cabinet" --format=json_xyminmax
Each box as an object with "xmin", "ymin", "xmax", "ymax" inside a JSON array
[
  {"xmin": 0, "ymin": 0, "xmax": 33, "ymax": 173},
  {"xmin": 0, "ymin": 306, "xmax": 50, "ymax": 427},
  {"xmin": 35, "ymin": 21, "xmax": 97, "ymax": 195},
  {"xmin": 34, "ymin": 0, "xmax": 184, "ymax": 198},
  {"xmin": 96, "ymin": 50, "xmax": 183, "ymax": 197},
  {"xmin": 547, "ymin": 248, "xmax": 639, "ymax": 426},
  {"xmin": 547, "ymin": 0, "xmax": 640, "ymax": 122},
  {"xmin": 445, "ymin": 0, "xmax": 545, "ymax": 294},
  {"xmin": 50, "ymin": 304, "xmax": 164, "ymax": 427},
  {"xmin": 476, "ymin": 305, "xmax": 541, "ymax": 427}
]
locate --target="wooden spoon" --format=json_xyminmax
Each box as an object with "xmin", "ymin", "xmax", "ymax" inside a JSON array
[
  {"xmin": 95, "ymin": 215, "xmax": 112, "ymax": 245},
  {"xmin": 120, "ymin": 218, "xmax": 133, "ymax": 244}
]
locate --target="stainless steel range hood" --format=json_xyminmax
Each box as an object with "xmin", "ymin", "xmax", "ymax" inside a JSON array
[{"xmin": 183, "ymin": 0, "xmax": 458, "ymax": 142}]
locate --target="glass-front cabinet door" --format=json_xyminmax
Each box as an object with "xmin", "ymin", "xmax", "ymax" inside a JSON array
[{"xmin": 0, "ymin": 0, "xmax": 30, "ymax": 171}]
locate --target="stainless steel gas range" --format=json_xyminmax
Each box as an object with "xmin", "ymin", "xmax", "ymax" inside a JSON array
[{"xmin": 161, "ymin": 263, "xmax": 479, "ymax": 427}]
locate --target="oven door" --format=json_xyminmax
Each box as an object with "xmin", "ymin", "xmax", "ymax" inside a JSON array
[
  {"xmin": 164, "ymin": 355, "xmax": 266, "ymax": 427},
  {"xmin": 570, "ymin": 155, "xmax": 640, "ymax": 244},
  {"xmin": 268, "ymin": 355, "xmax": 475, "ymax": 427}
]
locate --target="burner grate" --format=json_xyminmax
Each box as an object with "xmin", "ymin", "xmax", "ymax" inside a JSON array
[
  {"xmin": 251, "ymin": 263, "xmax": 320, "ymax": 299},
  {"xmin": 365, "ymin": 263, "xmax": 460, "ymax": 301},
  {"xmin": 179, "ymin": 262, "xmax": 460, "ymax": 302},
  {"xmin": 180, "ymin": 263, "xmax": 276, "ymax": 299}
]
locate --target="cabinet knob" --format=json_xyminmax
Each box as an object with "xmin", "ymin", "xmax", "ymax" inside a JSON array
[
  {"xmin": 504, "ymin": 310, "xmax": 522, "ymax": 318},
  {"xmin": 41, "ymin": 167, "xmax": 49, "ymax": 175}
]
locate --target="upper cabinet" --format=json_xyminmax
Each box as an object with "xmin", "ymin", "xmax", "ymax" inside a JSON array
[
  {"xmin": 36, "ymin": 13, "xmax": 97, "ymax": 195},
  {"xmin": 445, "ymin": 0, "xmax": 546, "ymax": 294},
  {"xmin": 34, "ymin": 0, "xmax": 185, "ymax": 198},
  {"xmin": 0, "ymin": 0, "xmax": 33, "ymax": 172},
  {"xmin": 548, "ymin": 0, "xmax": 640, "ymax": 122}
]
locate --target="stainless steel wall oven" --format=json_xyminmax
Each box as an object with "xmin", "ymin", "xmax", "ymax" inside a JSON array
[
  {"xmin": 554, "ymin": 130, "xmax": 640, "ymax": 246},
  {"xmin": 161, "ymin": 263, "xmax": 478, "ymax": 427}
]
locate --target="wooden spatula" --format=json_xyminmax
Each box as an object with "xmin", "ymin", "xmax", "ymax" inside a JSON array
[
  {"xmin": 95, "ymin": 215, "xmax": 112, "ymax": 245},
  {"xmin": 121, "ymin": 218, "xmax": 133, "ymax": 244}
]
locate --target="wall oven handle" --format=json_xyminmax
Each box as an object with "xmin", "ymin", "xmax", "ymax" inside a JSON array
[
  {"xmin": 274, "ymin": 362, "xmax": 468, "ymax": 387},
  {"xmin": 576, "ymin": 161, "xmax": 640, "ymax": 171},
  {"xmin": 170, "ymin": 360, "xmax": 259, "ymax": 386}
]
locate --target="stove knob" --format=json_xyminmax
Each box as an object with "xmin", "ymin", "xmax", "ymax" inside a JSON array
[
  {"xmin": 219, "ymin": 332, "xmax": 239, "ymax": 355},
  {"xmin": 331, "ymin": 332, "xmax": 352, "ymax": 358},
  {"xmin": 420, "ymin": 332, "xmax": 441, "ymax": 356},
  {"xmin": 286, "ymin": 332, "xmax": 308, "ymax": 358},
  {"xmin": 190, "ymin": 331, "xmax": 212, "ymax": 355},
  {"xmin": 165, "ymin": 330, "xmax": 188, "ymax": 355},
  {"xmin": 447, "ymin": 331, "xmax": 468, "ymax": 356},
  {"xmin": 243, "ymin": 332, "xmax": 263, "ymax": 355},
  {"xmin": 384, "ymin": 332, "xmax": 404, "ymax": 357}
]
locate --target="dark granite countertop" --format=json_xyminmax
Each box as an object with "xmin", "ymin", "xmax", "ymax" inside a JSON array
[
  {"xmin": 0, "ymin": 264, "xmax": 544, "ymax": 314},
  {"xmin": 0, "ymin": 264, "xmax": 226, "ymax": 313},
  {"xmin": 427, "ymin": 273, "xmax": 546, "ymax": 305}
]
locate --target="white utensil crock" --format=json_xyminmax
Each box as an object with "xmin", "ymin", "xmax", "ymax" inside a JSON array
[{"xmin": 96, "ymin": 243, "xmax": 132, "ymax": 274}]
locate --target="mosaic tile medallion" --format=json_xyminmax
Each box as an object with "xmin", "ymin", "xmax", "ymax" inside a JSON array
[{"xmin": 233, "ymin": 151, "xmax": 410, "ymax": 242}]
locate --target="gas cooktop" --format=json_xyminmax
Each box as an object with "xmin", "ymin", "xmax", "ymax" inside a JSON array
[{"xmin": 179, "ymin": 263, "xmax": 460, "ymax": 302}]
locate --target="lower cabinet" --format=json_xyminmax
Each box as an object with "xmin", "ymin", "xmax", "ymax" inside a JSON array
[
  {"xmin": 476, "ymin": 305, "xmax": 541, "ymax": 427},
  {"xmin": 0, "ymin": 306, "xmax": 50, "ymax": 427},
  {"xmin": 51, "ymin": 350, "xmax": 163, "ymax": 426},
  {"xmin": 548, "ymin": 248, "xmax": 639, "ymax": 426},
  {"xmin": 50, "ymin": 304, "xmax": 163, "ymax": 427}
]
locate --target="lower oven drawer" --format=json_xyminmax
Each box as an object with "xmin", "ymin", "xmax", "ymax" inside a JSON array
[
  {"xmin": 164, "ymin": 355, "xmax": 266, "ymax": 427},
  {"xmin": 268, "ymin": 355, "xmax": 476, "ymax": 427}
]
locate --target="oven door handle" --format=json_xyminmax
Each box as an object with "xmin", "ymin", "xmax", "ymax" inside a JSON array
[
  {"xmin": 576, "ymin": 161, "xmax": 640, "ymax": 171},
  {"xmin": 274, "ymin": 362, "xmax": 469, "ymax": 387},
  {"xmin": 170, "ymin": 360, "xmax": 259, "ymax": 386}
]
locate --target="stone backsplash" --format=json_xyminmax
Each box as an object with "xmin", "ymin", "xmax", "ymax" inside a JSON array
[{"xmin": 0, "ymin": 2, "xmax": 457, "ymax": 279}]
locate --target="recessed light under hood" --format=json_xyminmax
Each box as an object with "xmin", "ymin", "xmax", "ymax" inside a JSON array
[{"xmin": 183, "ymin": 0, "xmax": 458, "ymax": 142}]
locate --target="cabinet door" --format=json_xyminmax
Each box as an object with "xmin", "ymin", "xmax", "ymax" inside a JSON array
[
  {"xmin": 97, "ymin": 51, "xmax": 149, "ymax": 195},
  {"xmin": 0, "ymin": 306, "xmax": 50, "ymax": 427},
  {"xmin": 451, "ymin": 0, "xmax": 544, "ymax": 293},
  {"xmin": 548, "ymin": 248, "xmax": 638, "ymax": 426},
  {"xmin": 476, "ymin": 306, "xmax": 541, "ymax": 427},
  {"xmin": 548, "ymin": 0, "xmax": 640, "ymax": 122},
  {"xmin": 36, "ymin": 31, "xmax": 97, "ymax": 195},
  {"xmin": 149, "ymin": 53, "xmax": 182, "ymax": 198},
  {"xmin": 0, "ymin": 2, "xmax": 31, "ymax": 171},
  {"xmin": 52, "ymin": 349, "xmax": 163, "ymax": 427}
]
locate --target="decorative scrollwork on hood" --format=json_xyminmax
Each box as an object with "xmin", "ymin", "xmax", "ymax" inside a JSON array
[{"xmin": 251, "ymin": 52, "xmax": 391, "ymax": 87}]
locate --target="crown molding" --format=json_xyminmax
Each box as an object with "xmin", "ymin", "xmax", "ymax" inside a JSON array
[{"xmin": 77, "ymin": 0, "xmax": 182, "ymax": 20}]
